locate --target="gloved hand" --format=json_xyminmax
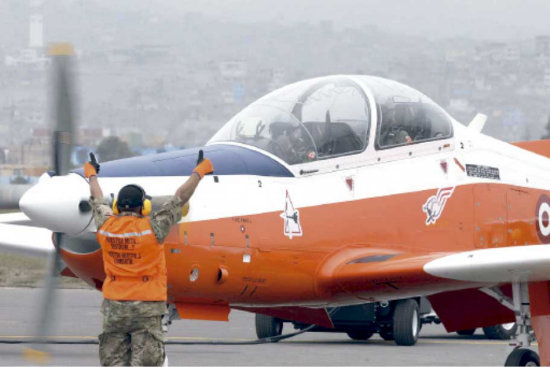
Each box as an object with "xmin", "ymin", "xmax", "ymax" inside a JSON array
[
  {"xmin": 84, "ymin": 152, "xmax": 100, "ymax": 178},
  {"xmin": 193, "ymin": 150, "xmax": 213, "ymax": 179}
]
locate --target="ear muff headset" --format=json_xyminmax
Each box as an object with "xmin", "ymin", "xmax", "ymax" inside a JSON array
[
  {"xmin": 141, "ymin": 198, "xmax": 152, "ymax": 216},
  {"xmin": 112, "ymin": 198, "xmax": 152, "ymax": 215},
  {"xmin": 112, "ymin": 184, "xmax": 152, "ymax": 216}
]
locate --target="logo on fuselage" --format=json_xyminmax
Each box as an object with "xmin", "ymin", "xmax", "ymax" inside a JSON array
[
  {"xmin": 536, "ymin": 194, "xmax": 550, "ymax": 243},
  {"xmin": 280, "ymin": 190, "xmax": 302, "ymax": 239},
  {"xmin": 422, "ymin": 187, "xmax": 455, "ymax": 225}
]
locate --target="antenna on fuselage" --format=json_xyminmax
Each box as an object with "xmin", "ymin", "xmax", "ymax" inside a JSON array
[{"xmin": 468, "ymin": 113, "xmax": 488, "ymax": 133}]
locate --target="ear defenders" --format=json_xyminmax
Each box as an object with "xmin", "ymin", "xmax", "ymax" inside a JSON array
[
  {"xmin": 113, "ymin": 198, "xmax": 151, "ymax": 215},
  {"xmin": 112, "ymin": 184, "xmax": 152, "ymax": 216}
]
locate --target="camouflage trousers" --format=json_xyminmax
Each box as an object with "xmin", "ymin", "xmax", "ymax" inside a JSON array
[{"xmin": 99, "ymin": 299, "xmax": 167, "ymax": 366}]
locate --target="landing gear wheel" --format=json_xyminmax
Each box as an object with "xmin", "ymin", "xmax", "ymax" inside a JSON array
[
  {"xmin": 483, "ymin": 323, "xmax": 517, "ymax": 340},
  {"xmin": 346, "ymin": 331, "xmax": 374, "ymax": 341},
  {"xmin": 255, "ymin": 314, "xmax": 283, "ymax": 341},
  {"xmin": 504, "ymin": 348, "xmax": 540, "ymax": 366},
  {"xmin": 456, "ymin": 328, "xmax": 476, "ymax": 336},
  {"xmin": 392, "ymin": 299, "xmax": 420, "ymax": 346},
  {"xmin": 379, "ymin": 329, "xmax": 394, "ymax": 341}
]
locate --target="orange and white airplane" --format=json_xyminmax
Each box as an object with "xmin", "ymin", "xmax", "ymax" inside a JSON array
[{"xmin": 3, "ymin": 74, "xmax": 550, "ymax": 366}]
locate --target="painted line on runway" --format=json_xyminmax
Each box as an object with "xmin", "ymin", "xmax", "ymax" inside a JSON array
[
  {"xmin": 0, "ymin": 335, "xmax": 250, "ymax": 343},
  {"xmin": 0, "ymin": 335, "xmax": 536, "ymax": 347},
  {"xmin": 420, "ymin": 339, "xmax": 512, "ymax": 346},
  {"xmin": 0, "ymin": 335, "xmax": 249, "ymax": 341},
  {"xmin": 168, "ymin": 336, "xmax": 250, "ymax": 342},
  {"xmin": 0, "ymin": 336, "xmax": 93, "ymax": 340},
  {"xmin": 287, "ymin": 339, "xmax": 517, "ymax": 346}
]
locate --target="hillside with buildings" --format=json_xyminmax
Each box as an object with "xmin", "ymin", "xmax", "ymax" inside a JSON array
[{"xmin": 1, "ymin": 0, "xmax": 550, "ymax": 171}]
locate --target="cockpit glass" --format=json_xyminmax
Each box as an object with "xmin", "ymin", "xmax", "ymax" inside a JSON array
[
  {"xmin": 209, "ymin": 104, "xmax": 317, "ymax": 165},
  {"xmin": 296, "ymin": 81, "xmax": 369, "ymax": 159},
  {"xmin": 209, "ymin": 77, "xmax": 370, "ymax": 164},
  {"xmin": 370, "ymin": 79, "xmax": 453, "ymax": 149}
]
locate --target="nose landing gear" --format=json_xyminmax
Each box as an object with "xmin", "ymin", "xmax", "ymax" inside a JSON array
[
  {"xmin": 482, "ymin": 283, "xmax": 539, "ymax": 366},
  {"xmin": 505, "ymin": 349, "xmax": 540, "ymax": 367}
]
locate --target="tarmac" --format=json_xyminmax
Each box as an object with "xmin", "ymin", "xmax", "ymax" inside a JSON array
[{"xmin": 0, "ymin": 287, "xmax": 534, "ymax": 366}]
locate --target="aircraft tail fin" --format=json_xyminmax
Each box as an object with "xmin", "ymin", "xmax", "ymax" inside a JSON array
[{"xmin": 513, "ymin": 139, "xmax": 550, "ymax": 158}]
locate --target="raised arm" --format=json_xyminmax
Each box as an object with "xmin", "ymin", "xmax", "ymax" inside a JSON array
[
  {"xmin": 175, "ymin": 174, "xmax": 200, "ymax": 204},
  {"xmin": 84, "ymin": 153, "xmax": 113, "ymax": 229},
  {"xmin": 175, "ymin": 150, "xmax": 213, "ymax": 204},
  {"xmin": 150, "ymin": 150, "xmax": 214, "ymax": 243},
  {"xmin": 84, "ymin": 153, "xmax": 103, "ymax": 198},
  {"xmin": 89, "ymin": 176, "xmax": 103, "ymax": 199}
]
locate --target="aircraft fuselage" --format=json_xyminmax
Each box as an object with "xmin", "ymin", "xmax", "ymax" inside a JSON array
[{"xmin": 58, "ymin": 124, "xmax": 550, "ymax": 310}]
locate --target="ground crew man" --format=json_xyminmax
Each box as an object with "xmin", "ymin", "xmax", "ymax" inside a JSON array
[{"xmin": 85, "ymin": 151, "xmax": 214, "ymax": 366}]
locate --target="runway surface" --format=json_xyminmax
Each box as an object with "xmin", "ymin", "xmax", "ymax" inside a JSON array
[{"xmin": 0, "ymin": 287, "xmax": 532, "ymax": 366}]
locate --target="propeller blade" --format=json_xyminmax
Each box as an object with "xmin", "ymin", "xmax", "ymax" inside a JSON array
[
  {"xmin": 23, "ymin": 233, "xmax": 64, "ymax": 364},
  {"xmin": 50, "ymin": 43, "xmax": 75, "ymax": 176},
  {"xmin": 24, "ymin": 43, "xmax": 77, "ymax": 364}
]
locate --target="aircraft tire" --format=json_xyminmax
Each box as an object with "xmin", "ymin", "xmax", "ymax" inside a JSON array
[
  {"xmin": 392, "ymin": 299, "xmax": 420, "ymax": 346},
  {"xmin": 346, "ymin": 330, "xmax": 374, "ymax": 341},
  {"xmin": 456, "ymin": 328, "xmax": 476, "ymax": 336},
  {"xmin": 504, "ymin": 348, "xmax": 540, "ymax": 366},
  {"xmin": 255, "ymin": 313, "xmax": 283, "ymax": 340},
  {"xmin": 483, "ymin": 323, "xmax": 517, "ymax": 340}
]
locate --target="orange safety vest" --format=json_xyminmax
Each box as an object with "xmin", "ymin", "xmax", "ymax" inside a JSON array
[{"xmin": 97, "ymin": 215, "xmax": 167, "ymax": 301}]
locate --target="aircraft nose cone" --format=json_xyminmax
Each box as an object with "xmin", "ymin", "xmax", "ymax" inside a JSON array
[{"xmin": 19, "ymin": 173, "xmax": 92, "ymax": 235}]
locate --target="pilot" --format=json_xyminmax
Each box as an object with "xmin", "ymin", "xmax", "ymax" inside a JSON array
[
  {"xmin": 380, "ymin": 106, "xmax": 412, "ymax": 147},
  {"xmin": 84, "ymin": 151, "xmax": 213, "ymax": 366},
  {"xmin": 270, "ymin": 124, "xmax": 317, "ymax": 164}
]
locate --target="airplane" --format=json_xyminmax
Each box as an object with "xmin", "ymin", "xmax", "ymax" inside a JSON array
[
  {"xmin": 0, "ymin": 167, "xmax": 38, "ymax": 210},
  {"xmin": 2, "ymin": 47, "xmax": 550, "ymax": 366}
]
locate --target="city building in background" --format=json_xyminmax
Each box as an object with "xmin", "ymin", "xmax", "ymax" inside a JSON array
[{"xmin": 1, "ymin": 1, "xmax": 550, "ymax": 176}]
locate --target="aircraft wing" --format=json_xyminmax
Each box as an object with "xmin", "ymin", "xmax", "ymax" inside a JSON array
[
  {"xmin": 423, "ymin": 244, "xmax": 550, "ymax": 283},
  {"xmin": 0, "ymin": 212, "xmax": 54, "ymax": 255},
  {"xmin": 318, "ymin": 247, "xmax": 448, "ymax": 301},
  {"xmin": 320, "ymin": 244, "xmax": 550, "ymax": 301},
  {"xmin": 0, "ymin": 212, "xmax": 33, "ymax": 224},
  {"xmin": 421, "ymin": 245, "xmax": 550, "ymax": 333}
]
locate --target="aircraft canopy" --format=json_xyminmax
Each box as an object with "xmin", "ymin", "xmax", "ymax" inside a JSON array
[
  {"xmin": 366, "ymin": 77, "xmax": 453, "ymax": 149},
  {"xmin": 208, "ymin": 76, "xmax": 453, "ymax": 164}
]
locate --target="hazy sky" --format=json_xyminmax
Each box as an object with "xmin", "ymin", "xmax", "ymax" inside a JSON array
[
  {"xmin": 4, "ymin": 0, "xmax": 549, "ymax": 46},
  {"xmin": 150, "ymin": 0, "xmax": 550, "ymax": 41}
]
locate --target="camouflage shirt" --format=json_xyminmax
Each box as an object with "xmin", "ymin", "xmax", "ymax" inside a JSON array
[
  {"xmin": 89, "ymin": 195, "xmax": 183, "ymax": 244},
  {"xmin": 101, "ymin": 298, "xmax": 167, "ymax": 318}
]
